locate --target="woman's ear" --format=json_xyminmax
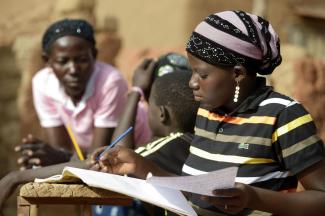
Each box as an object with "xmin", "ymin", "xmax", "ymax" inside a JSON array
[
  {"xmin": 233, "ymin": 65, "xmax": 247, "ymax": 82},
  {"xmin": 92, "ymin": 48, "xmax": 98, "ymax": 59},
  {"xmin": 159, "ymin": 106, "xmax": 170, "ymax": 124}
]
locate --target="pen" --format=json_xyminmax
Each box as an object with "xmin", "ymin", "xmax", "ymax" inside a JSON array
[{"xmin": 97, "ymin": 126, "xmax": 133, "ymax": 160}]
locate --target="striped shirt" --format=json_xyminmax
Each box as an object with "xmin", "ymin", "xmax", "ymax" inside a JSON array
[
  {"xmin": 136, "ymin": 132, "xmax": 193, "ymax": 175},
  {"xmin": 182, "ymin": 78, "xmax": 325, "ymax": 214}
]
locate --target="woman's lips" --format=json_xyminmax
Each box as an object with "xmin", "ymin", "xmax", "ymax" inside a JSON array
[
  {"xmin": 66, "ymin": 79, "xmax": 81, "ymax": 88},
  {"xmin": 193, "ymin": 94, "xmax": 203, "ymax": 101},
  {"xmin": 67, "ymin": 82, "xmax": 79, "ymax": 87}
]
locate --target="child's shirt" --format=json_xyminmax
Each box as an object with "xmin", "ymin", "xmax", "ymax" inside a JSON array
[
  {"xmin": 136, "ymin": 132, "xmax": 193, "ymax": 175},
  {"xmin": 32, "ymin": 61, "xmax": 151, "ymax": 151},
  {"xmin": 182, "ymin": 77, "xmax": 325, "ymax": 215}
]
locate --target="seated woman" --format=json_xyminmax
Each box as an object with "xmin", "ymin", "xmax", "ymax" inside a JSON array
[
  {"xmin": 15, "ymin": 18, "xmax": 151, "ymax": 169},
  {"xmin": 92, "ymin": 10, "xmax": 325, "ymax": 216}
]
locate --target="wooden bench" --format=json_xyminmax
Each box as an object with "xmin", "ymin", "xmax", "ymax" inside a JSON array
[{"xmin": 17, "ymin": 182, "xmax": 132, "ymax": 216}]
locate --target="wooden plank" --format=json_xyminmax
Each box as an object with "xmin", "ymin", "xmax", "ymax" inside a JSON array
[
  {"xmin": 18, "ymin": 182, "xmax": 133, "ymax": 216},
  {"xmin": 20, "ymin": 197, "xmax": 132, "ymax": 206},
  {"xmin": 20, "ymin": 183, "xmax": 130, "ymax": 199},
  {"xmin": 17, "ymin": 197, "xmax": 31, "ymax": 216},
  {"xmin": 81, "ymin": 205, "xmax": 92, "ymax": 216},
  {"xmin": 30, "ymin": 205, "xmax": 38, "ymax": 216}
]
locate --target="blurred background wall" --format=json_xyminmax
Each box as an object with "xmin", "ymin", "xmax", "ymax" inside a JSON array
[{"xmin": 0, "ymin": 0, "xmax": 324, "ymax": 215}]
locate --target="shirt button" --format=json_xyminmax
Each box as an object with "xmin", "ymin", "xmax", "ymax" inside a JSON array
[{"xmin": 218, "ymin": 128, "xmax": 223, "ymax": 133}]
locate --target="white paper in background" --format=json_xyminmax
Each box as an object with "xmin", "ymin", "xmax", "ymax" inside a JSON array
[{"xmin": 146, "ymin": 166, "xmax": 238, "ymax": 196}]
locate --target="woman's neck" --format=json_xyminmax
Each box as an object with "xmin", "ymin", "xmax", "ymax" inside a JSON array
[{"xmin": 68, "ymin": 91, "xmax": 85, "ymax": 106}]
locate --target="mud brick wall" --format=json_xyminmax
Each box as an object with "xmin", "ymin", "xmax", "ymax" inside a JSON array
[
  {"xmin": 0, "ymin": 47, "xmax": 20, "ymax": 177},
  {"xmin": 294, "ymin": 58, "xmax": 325, "ymax": 141}
]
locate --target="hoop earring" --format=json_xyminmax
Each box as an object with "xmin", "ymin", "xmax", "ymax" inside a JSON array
[{"xmin": 233, "ymin": 81, "xmax": 240, "ymax": 103}]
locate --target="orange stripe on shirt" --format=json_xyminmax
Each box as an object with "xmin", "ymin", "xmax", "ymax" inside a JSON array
[{"xmin": 197, "ymin": 108, "xmax": 276, "ymax": 125}]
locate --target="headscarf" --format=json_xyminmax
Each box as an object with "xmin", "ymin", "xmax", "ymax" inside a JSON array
[
  {"xmin": 186, "ymin": 10, "xmax": 282, "ymax": 75},
  {"xmin": 42, "ymin": 18, "xmax": 95, "ymax": 54}
]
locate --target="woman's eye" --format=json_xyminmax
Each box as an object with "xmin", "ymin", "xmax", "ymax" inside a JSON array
[
  {"xmin": 78, "ymin": 58, "xmax": 90, "ymax": 63},
  {"xmin": 199, "ymin": 74, "xmax": 208, "ymax": 79},
  {"xmin": 55, "ymin": 59, "xmax": 67, "ymax": 65},
  {"xmin": 193, "ymin": 70, "xmax": 208, "ymax": 79}
]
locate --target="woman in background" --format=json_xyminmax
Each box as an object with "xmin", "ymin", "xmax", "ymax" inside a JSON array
[{"xmin": 15, "ymin": 18, "xmax": 151, "ymax": 169}]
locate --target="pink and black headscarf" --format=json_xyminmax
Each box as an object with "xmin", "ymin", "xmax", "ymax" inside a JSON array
[{"xmin": 186, "ymin": 10, "xmax": 282, "ymax": 75}]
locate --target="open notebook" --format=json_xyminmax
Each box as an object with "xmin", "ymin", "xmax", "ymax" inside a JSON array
[{"xmin": 35, "ymin": 166, "xmax": 238, "ymax": 216}]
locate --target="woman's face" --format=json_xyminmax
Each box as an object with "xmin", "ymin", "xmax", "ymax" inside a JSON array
[
  {"xmin": 46, "ymin": 36, "xmax": 95, "ymax": 101},
  {"xmin": 187, "ymin": 53, "xmax": 236, "ymax": 110}
]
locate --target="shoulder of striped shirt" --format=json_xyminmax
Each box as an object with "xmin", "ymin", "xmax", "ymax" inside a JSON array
[
  {"xmin": 135, "ymin": 132, "xmax": 185, "ymax": 155},
  {"xmin": 259, "ymin": 97, "xmax": 298, "ymax": 108}
]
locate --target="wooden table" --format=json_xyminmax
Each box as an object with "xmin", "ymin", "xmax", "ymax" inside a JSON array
[{"xmin": 17, "ymin": 182, "xmax": 132, "ymax": 216}]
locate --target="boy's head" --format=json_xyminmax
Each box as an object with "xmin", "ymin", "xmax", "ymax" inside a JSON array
[
  {"xmin": 148, "ymin": 71, "xmax": 199, "ymax": 136},
  {"xmin": 143, "ymin": 53, "xmax": 191, "ymax": 101},
  {"xmin": 41, "ymin": 19, "xmax": 97, "ymax": 103},
  {"xmin": 153, "ymin": 53, "xmax": 191, "ymax": 78}
]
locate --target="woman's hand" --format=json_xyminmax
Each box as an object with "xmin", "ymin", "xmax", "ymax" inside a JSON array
[
  {"xmin": 201, "ymin": 183, "xmax": 253, "ymax": 215},
  {"xmin": 15, "ymin": 134, "xmax": 71, "ymax": 169}
]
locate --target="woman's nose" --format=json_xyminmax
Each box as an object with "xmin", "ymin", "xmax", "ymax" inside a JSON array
[
  {"xmin": 68, "ymin": 61, "xmax": 77, "ymax": 74},
  {"xmin": 189, "ymin": 74, "xmax": 199, "ymax": 90}
]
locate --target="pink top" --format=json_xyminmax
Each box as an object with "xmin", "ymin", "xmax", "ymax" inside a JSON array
[{"xmin": 32, "ymin": 61, "xmax": 151, "ymax": 151}]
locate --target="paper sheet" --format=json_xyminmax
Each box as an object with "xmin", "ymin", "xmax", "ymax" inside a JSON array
[
  {"xmin": 35, "ymin": 166, "xmax": 238, "ymax": 215},
  {"xmin": 36, "ymin": 167, "xmax": 197, "ymax": 216},
  {"xmin": 146, "ymin": 166, "xmax": 238, "ymax": 196}
]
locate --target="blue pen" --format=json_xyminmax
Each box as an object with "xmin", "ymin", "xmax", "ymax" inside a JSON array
[{"xmin": 97, "ymin": 126, "xmax": 133, "ymax": 160}]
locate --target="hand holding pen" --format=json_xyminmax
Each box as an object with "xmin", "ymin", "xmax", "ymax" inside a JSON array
[
  {"xmin": 96, "ymin": 126, "xmax": 133, "ymax": 161},
  {"xmin": 89, "ymin": 126, "xmax": 151, "ymax": 176}
]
